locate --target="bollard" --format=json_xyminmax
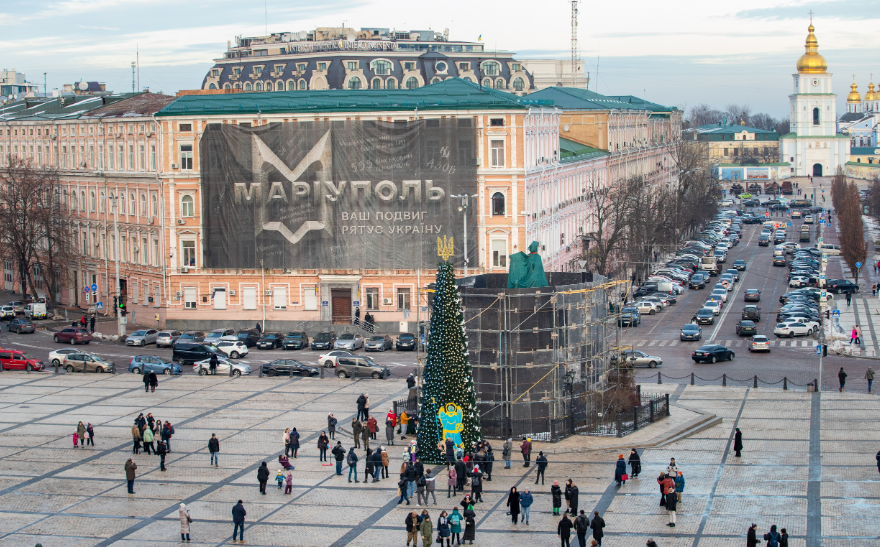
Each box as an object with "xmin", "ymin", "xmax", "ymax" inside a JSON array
[
  {"xmin": 616, "ymin": 414, "xmax": 623, "ymax": 438},
  {"xmin": 665, "ymin": 393, "xmax": 670, "ymax": 416},
  {"xmin": 814, "ymin": 378, "xmax": 819, "ymax": 392},
  {"xmin": 753, "ymin": 375, "xmax": 758, "ymax": 388},
  {"xmin": 649, "ymin": 399, "xmax": 654, "ymax": 422},
  {"xmin": 691, "ymin": 372, "xmax": 695, "ymax": 386},
  {"xmin": 636, "ymin": 384, "xmax": 641, "ymax": 398},
  {"xmin": 633, "ymin": 407, "xmax": 639, "ymax": 431},
  {"xmin": 658, "ymin": 371, "xmax": 662, "ymax": 384},
  {"xmin": 783, "ymin": 377, "xmax": 788, "ymax": 390},
  {"xmin": 722, "ymin": 373, "xmax": 727, "ymax": 387},
  {"xmin": 320, "ymin": 366, "xmax": 325, "ymax": 379}
]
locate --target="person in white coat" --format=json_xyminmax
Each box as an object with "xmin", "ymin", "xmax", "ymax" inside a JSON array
[{"xmin": 179, "ymin": 503, "xmax": 191, "ymax": 542}]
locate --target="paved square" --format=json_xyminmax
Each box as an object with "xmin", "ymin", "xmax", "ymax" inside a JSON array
[{"xmin": 0, "ymin": 372, "xmax": 873, "ymax": 546}]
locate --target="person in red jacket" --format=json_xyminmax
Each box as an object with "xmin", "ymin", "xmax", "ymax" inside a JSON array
[
  {"xmin": 658, "ymin": 473, "xmax": 677, "ymax": 527},
  {"xmin": 367, "ymin": 416, "xmax": 378, "ymax": 440}
]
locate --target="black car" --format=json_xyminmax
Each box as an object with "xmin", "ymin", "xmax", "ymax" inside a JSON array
[
  {"xmin": 262, "ymin": 359, "xmax": 319, "ymax": 377},
  {"xmin": 736, "ymin": 320, "xmax": 757, "ymax": 336},
  {"xmin": 7, "ymin": 318, "xmax": 35, "ymax": 333},
  {"xmin": 773, "ymin": 256, "xmax": 787, "ymax": 267},
  {"xmin": 282, "ymin": 331, "xmax": 309, "ymax": 350},
  {"xmin": 692, "ymin": 345, "xmax": 735, "ymax": 363},
  {"xmin": 741, "ymin": 305, "xmax": 761, "ymax": 322},
  {"xmin": 172, "ymin": 343, "xmax": 218, "ymax": 365},
  {"xmin": 633, "ymin": 284, "xmax": 660, "ymax": 298},
  {"xmin": 744, "ymin": 289, "xmax": 761, "ymax": 302},
  {"xmin": 396, "ymin": 333, "xmax": 417, "ymax": 351},
  {"xmin": 827, "ymin": 279, "xmax": 859, "ymax": 294},
  {"xmin": 689, "ymin": 275, "xmax": 706, "ymax": 289},
  {"xmin": 758, "ymin": 236, "xmax": 770, "ymax": 247},
  {"xmin": 680, "ymin": 324, "xmax": 702, "ymax": 341},
  {"xmin": 256, "ymin": 333, "xmax": 283, "ymax": 350},
  {"xmin": 618, "ymin": 311, "xmax": 639, "ymax": 327},
  {"xmin": 733, "ymin": 260, "xmax": 746, "ymax": 271},
  {"xmin": 695, "ymin": 308, "xmax": 715, "ymax": 325},
  {"xmin": 234, "ymin": 329, "xmax": 261, "ymax": 347},
  {"xmin": 311, "ymin": 331, "xmax": 337, "ymax": 350}
]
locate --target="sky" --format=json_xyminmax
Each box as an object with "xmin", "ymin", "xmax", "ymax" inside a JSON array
[{"xmin": 1, "ymin": 0, "xmax": 877, "ymax": 119}]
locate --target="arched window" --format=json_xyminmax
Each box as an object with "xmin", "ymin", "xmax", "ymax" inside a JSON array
[
  {"xmin": 495, "ymin": 79, "xmax": 504, "ymax": 89},
  {"xmin": 370, "ymin": 60, "xmax": 391, "ymax": 75},
  {"xmin": 151, "ymin": 194, "xmax": 157, "ymax": 217},
  {"xmin": 288, "ymin": 81, "xmax": 295, "ymax": 90},
  {"xmin": 299, "ymin": 80, "xmax": 306, "ymax": 90},
  {"xmin": 513, "ymin": 77, "xmax": 524, "ymax": 91},
  {"xmin": 129, "ymin": 193, "xmax": 136, "ymax": 215},
  {"xmin": 90, "ymin": 191, "xmax": 96, "ymax": 212},
  {"xmin": 265, "ymin": 82, "xmax": 272, "ymax": 92},
  {"xmin": 255, "ymin": 82, "xmax": 262, "ymax": 91},
  {"xmin": 71, "ymin": 192, "xmax": 77, "ymax": 211},
  {"xmin": 372, "ymin": 78, "xmax": 382, "ymax": 89},
  {"xmin": 276, "ymin": 81, "xmax": 283, "ymax": 91},
  {"xmin": 223, "ymin": 83, "xmax": 231, "ymax": 89},
  {"xmin": 80, "ymin": 191, "xmax": 86, "ymax": 211},
  {"xmin": 386, "ymin": 78, "xmax": 396, "ymax": 90},
  {"xmin": 244, "ymin": 82, "xmax": 252, "ymax": 91},
  {"xmin": 100, "ymin": 191, "xmax": 105, "ymax": 212},
  {"xmin": 432, "ymin": 77, "xmax": 441, "ymax": 84},
  {"xmin": 208, "ymin": 83, "xmax": 217, "ymax": 90},
  {"xmin": 140, "ymin": 193, "xmax": 147, "ymax": 216},
  {"xmin": 406, "ymin": 77, "xmax": 419, "ymax": 89},
  {"xmin": 348, "ymin": 77, "xmax": 362, "ymax": 90},
  {"xmin": 813, "ymin": 107, "xmax": 820, "ymax": 125},
  {"xmin": 463, "ymin": 76, "xmax": 473, "ymax": 83},
  {"xmin": 491, "ymin": 192, "xmax": 505, "ymax": 216},
  {"xmin": 233, "ymin": 82, "xmax": 241, "ymax": 89},
  {"xmin": 482, "ymin": 78, "xmax": 492, "ymax": 88},
  {"xmin": 180, "ymin": 195, "xmax": 194, "ymax": 217}
]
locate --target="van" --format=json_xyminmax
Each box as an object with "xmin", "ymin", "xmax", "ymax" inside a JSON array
[
  {"xmin": 335, "ymin": 356, "xmax": 390, "ymax": 379},
  {"xmin": 24, "ymin": 303, "xmax": 47, "ymax": 320},
  {"xmin": 815, "ymin": 243, "xmax": 841, "ymax": 256},
  {"xmin": 800, "ymin": 226, "xmax": 811, "ymax": 242}
]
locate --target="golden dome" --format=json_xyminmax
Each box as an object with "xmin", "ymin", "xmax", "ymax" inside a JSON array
[
  {"xmin": 848, "ymin": 79, "xmax": 862, "ymax": 103},
  {"xmin": 866, "ymin": 83, "xmax": 876, "ymax": 101},
  {"xmin": 796, "ymin": 23, "xmax": 827, "ymax": 74}
]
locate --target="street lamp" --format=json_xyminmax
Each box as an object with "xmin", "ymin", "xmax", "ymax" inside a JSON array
[
  {"xmin": 107, "ymin": 193, "xmax": 126, "ymax": 336},
  {"xmin": 450, "ymin": 194, "xmax": 478, "ymax": 278}
]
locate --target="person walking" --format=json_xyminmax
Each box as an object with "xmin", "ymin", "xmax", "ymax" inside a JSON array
[
  {"xmin": 347, "ymin": 446, "xmax": 359, "ymax": 483},
  {"xmin": 866, "ymin": 367, "xmax": 875, "ymax": 393},
  {"xmin": 734, "ymin": 428, "xmax": 743, "ymax": 457},
  {"xmin": 352, "ymin": 419, "xmax": 362, "ymax": 449},
  {"xmin": 354, "ymin": 306, "xmax": 360, "ymax": 326},
  {"xmin": 839, "ymin": 367, "xmax": 848, "ymax": 392},
  {"xmin": 551, "ymin": 480, "xmax": 563, "ymax": 515},
  {"xmin": 872, "ymin": 283, "xmax": 876, "ymax": 296},
  {"xmin": 356, "ymin": 393, "xmax": 367, "ymax": 421},
  {"xmin": 574, "ymin": 510, "xmax": 590, "ymax": 547},
  {"xmin": 484, "ymin": 448, "xmax": 494, "ymax": 481},
  {"xmin": 558, "ymin": 514, "xmax": 574, "ymax": 547},
  {"xmin": 405, "ymin": 511, "xmax": 419, "ymax": 545},
  {"xmin": 156, "ymin": 440, "xmax": 168, "ymax": 471},
  {"xmin": 148, "ymin": 371, "xmax": 158, "ymax": 392},
  {"xmin": 747, "ymin": 523, "xmax": 758, "ymax": 547},
  {"xmin": 438, "ymin": 511, "xmax": 451, "ymax": 547},
  {"xmin": 469, "ymin": 465, "xmax": 483, "ymax": 503},
  {"xmin": 209, "ymin": 433, "xmax": 220, "ymax": 467},
  {"xmin": 420, "ymin": 512, "xmax": 433, "ymax": 547},
  {"xmin": 404, "ymin": 461, "xmax": 418, "ymax": 499},
  {"xmin": 89, "ymin": 315, "xmax": 96, "ymax": 333},
  {"xmin": 506, "ymin": 486, "xmax": 520, "ymax": 524},
  {"xmin": 463, "ymin": 504, "xmax": 476, "ymax": 545},
  {"xmin": 257, "ymin": 461, "xmax": 270, "ymax": 494},
  {"xmin": 361, "ymin": 422, "xmax": 370, "ymax": 452},
  {"xmin": 381, "ymin": 446, "xmax": 390, "ymax": 479},
  {"xmin": 162, "ymin": 421, "xmax": 174, "ymax": 452},
  {"xmin": 332, "ymin": 441, "xmax": 345, "ymax": 475},
  {"xmin": 517, "ymin": 487, "xmax": 533, "ymax": 524},
  {"xmin": 179, "ymin": 503, "xmax": 191, "ymax": 542},
  {"xmin": 664, "ymin": 474, "xmax": 677, "ymax": 527},
  {"xmin": 131, "ymin": 422, "xmax": 141, "ymax": 455},
  {"xmin": 614, "ymin": 455, "xmax": 627, "ymax": 486},
  {"xmin": 425, "ymin": 469, "xmax": 437, "ymax": 505},
  {"xmin": 289, "ymin": 427, "xmax": 300, "ymax": 458},
  {"xmin": 535, "ymin": 451, "xmax": 548, "ymax": 484},
  {"xmin": 328, "ymin": 413, "xmax": 337, "ymax": 440},
  {"xmin": 855, "ymin": 325, "xmax": 863, "ymax": 345},
  {"xmin": 520, "ymin": 437, "xmax": 531, "ymax": 467},
  {"xmin": 397, "ymin": 472, "xmax": 411, "ymax": 505},
  {"xmin": 76, "ymin": 421, "xmax": 86, "ymax": 447},
  {"xmin": 386, "ymin": 414, "xmax": 397, "ymax": 447},
  {"xmin": 231, "ymin": 500, "xmax": 246, "ymax": 544},
  {"xmin": 255, "ymin": 322, "xmax": 262, "ymax": 334},
  {"xmin": 85, "ymin": 423, "xmax": 94, "ymax": 446},
  {"xmin": 364, "ymin": 393, "xmax": 370, "ymax": 420},
  {"xmin": 846, "ymin": 292, "xmax": 852, "ymax": 307},
  {"xmin": 764, "ymin": 524, "xmax": 781, "ymax": 546},
  {"xmin": 142, "ymin": 424, "xmax": 154, "ymax": 455},
  {"xmin": 628, "ymin": 448, "xmax": 641, "ymax": 478},
  {"xmin": 590, "ymin": 512, "xmax": 605, "ymax": 546},
  {"xmin": 449, "ymin": 507, "xmax": 463, "ymax": 545},
  {"xmin": 675, "ymin": 471, "xmax": 685, "ymax": 503},
  {"xmin": 124, "ymin": 458, "xmax": 137, "ymax": 494},
  {"xmin": 502, "ymin": 438, "xmax": 512, "ymax": 469},
  {"xmin": 317, "ymin": 431, "xmax": 329, "ymax": 462},
  {"xmin": 364, "ymin": 448, "xmax": 376, "ymax": 484}
]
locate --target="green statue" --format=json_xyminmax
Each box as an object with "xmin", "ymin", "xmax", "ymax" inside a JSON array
[{"xmin": 506, "ymin": 241, "xmax": 548, "ymax": 288}]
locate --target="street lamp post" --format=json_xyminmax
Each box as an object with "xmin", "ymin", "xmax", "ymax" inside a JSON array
[
  {"xmin": 107, "ymin": 194, "xmax": 125, "ymax": 336},
  {"xmin": 450, "ymin": 194, "xmax": 478, "ymax": 278}
]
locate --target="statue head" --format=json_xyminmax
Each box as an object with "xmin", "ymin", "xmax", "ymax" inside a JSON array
[{"xmin": 528, "ymin": 241, "xmax": 539, "ymax": 253}]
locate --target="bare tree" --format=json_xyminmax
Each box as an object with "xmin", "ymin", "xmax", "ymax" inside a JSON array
[
  {"xmin": 684, "ymin": 103, "xmax": 723, "ymax": 128},
  {"xmin": 582, "ymin": 175, "xmax": 630, "ymax": 278},
  {"xmin": 835, "ymin": 171, "xmax": 868, "ymax": 284},
  {"xmin": 33, "ymin": 178, "xmax": 71, "ymax": 305},
  {"xmin": 724, "ymin": 103, "xmax": 752, "ymax": 126}
]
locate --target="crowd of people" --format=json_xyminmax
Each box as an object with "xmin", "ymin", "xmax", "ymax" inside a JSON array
[{"xmin": 129, "ymin": 412, "xmax": 174, "ymax": 472}]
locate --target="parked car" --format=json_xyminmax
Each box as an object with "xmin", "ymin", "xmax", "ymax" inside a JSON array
[
  {"xmin": 335, "ymin": 355, "xmax": 390, "ymax": 379},
  {"xmin": 618, "ymin": 310, "xmax": 640, "ymax": 327},
  {"xmin": 735, "ymin": 320, "xmax": 757, "ymax": 336},
  {"xmin": 213, "ymin": 340, "xmax": 249, "ymax": 359},
  {"xmin": 741, "ymin": 305, "xmax": 761, "ymax": 322},
  {"xmin": 749, "ymin": 335, "xmax": 771, "ymax": 352},
  {"xmin": 826, "ymin": 279, "xmax": 859, "ymax": 294},
  {"xmin": 126, "ymin": 329, "xmax": 159, "ymax": 347},
  {"xmin": 24, "ymin": 303, "xmax": 47, "ymax": 320},
  {"xmin": 310, "ymin": 331, "xmax": 337, "ymax": 350},
  {"xmin": 396, "ymin": 333, "xmax": 417, "ymax": 351},
  {"xmin": 128, "ymin": 356, "xmax": 181, "ymax": 375},
  {"xmin": 172, "ymin": 343, "xmax": 218, "ymax": 365},
  {"xmin": 282, "ymin": 331, "xmax": 309, "ymax": 350},
  {"xmin": 620, "ymin": 350, "xmax": 662, "ymax": 368},
  {"xmin": 365, "ymin": 335, "xmax": 393, "ymax": 352},
  {"xmin": 261, "ymin": 359, "xmax": 319, "ymax": 377},
  {"xmin": 744, "ymin": 289, "xmax": 761, "ymax": 302},
  {"xmin": 691, "ymin": 345, "xmax": 735, "ymax": 363},
  {"xmin": 0, "ymin": 349, "xmax": 43, "ymax": 371},
  {"xmin": 8, "ymin": 301, "xmax": 25, "ymax": 314},
  {"xmin": 318, "ymin": 350, "xmax": 356, "ymax": 368},
  {"xmin": 256, "ymin": 333, "xmax": 284, "ymax": 350},
  {"xmin": 235, "ymin": 329, "xmax": 262, "ymax": 347},
  {"xmin": 0, "ymin": 306, "xmax": 15, "ymax": 320},
  {"xmin": 7, "ymin": 318, "xmax": 35, "ymax": 334},
  {"xmin": 774, "ymin": 322, "xmax": 817, "ymax": 338},
  {"xmin": 53, "ymin": 327, "xmax": 91, "ymax": 345},
  {"xmin": 62, "ymin": 352, "xmax": 115, "ymax": 373},
  {"xmin": 48, "ymin": 348, "xmax": 78, "ymax": 367},
  {"xmin": 176, "ymin": 331, "xmax": 205, "ymax": 343},
  {"xmin": 680, "ymin": 324, "xmax": 702, "ymax": 341},
  {"xmin": 634, "ymin": 301, "xmax": 660, "ymax": 315},
  {"xmin": 204, "ymin": 329, "xmax": 236, "ymax": 344},
  {"xmin": 156, "ymin": 330, "xmax": 182, "ymax": 348},
  {"xmin": 334, "ymin": 333, "xmax": 364, "ymax": 351},
  {"xmin": 193, "ymin": 357, "xmax": 250, "ymax": 377}
]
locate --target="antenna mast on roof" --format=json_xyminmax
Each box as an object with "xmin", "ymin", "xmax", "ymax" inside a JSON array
[
  {"xmin": 571, "ymin": 0, "xmax": 579, "ymax": 87},
  {"xmin": 131, "ymin": 61, "xmax": 136, "ymax": 93}
]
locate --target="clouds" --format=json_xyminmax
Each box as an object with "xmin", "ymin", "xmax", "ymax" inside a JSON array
[{"xmin": 737, "ymin": 0, "xmax": 878, "ymax": 21}]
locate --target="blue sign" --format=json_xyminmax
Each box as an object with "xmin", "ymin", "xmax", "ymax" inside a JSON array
[
  {"xmin": 96, "ymin": 302, "xmax": 103, "ymax": 310},
  {"xmin": 322, "ymin": 301, "xmax": 328, "ymax": 307},
  {"xmin": 786, "ymin": 222, "xmax": 791, "ymax": 227},
  {"xmin": 83, "ymin": 286, "xmax": 89, "ymax": 293},
  {"xmin": 856, "ymin": 262, "xmax": 862, "ymax": 268},
  {"xmin": 832, "ymin": 310, "xmax": 840, "ymax": 317},
  {"xmin": 816, "ymin": 345, "xmax": 822, "ymax": 355},
  {"xmin": 353, "ymin": 301, "xmax": 360, "ymax": 307},
  {"xmin": 91, "ymin": 283, "xmax": 98, "ymax": 292}
]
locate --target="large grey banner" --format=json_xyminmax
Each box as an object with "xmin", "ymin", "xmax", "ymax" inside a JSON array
[{"xmin": 200, "ymin": 119, "xmax": 478, "ymax": 269}]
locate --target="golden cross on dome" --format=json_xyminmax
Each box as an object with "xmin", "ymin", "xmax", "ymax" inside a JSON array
[{"xmin": 809, "ymin": 9, "xmax": 813, "ymax": 21}]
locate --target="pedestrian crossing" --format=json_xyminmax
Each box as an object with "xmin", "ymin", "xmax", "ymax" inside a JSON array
[{"xmin": 628, "ymin": 338, "xmax": 816, "ymax": 349}]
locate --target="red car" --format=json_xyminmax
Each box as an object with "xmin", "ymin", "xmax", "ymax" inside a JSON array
[
  {"xmin": 53, "ymin": 327, "xmax": 92, "ymax": 345},
  {"xmin": 0, "ymin": 349, "xmax": 43, "ymax": 371}
]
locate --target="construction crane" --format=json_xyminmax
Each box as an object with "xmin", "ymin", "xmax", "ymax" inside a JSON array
[{"xmin": 571, "ymin": 0, "xmax": 579, "ymax": 87}]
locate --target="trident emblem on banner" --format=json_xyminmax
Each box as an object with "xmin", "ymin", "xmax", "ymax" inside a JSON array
[{"xmin": 437, "ymin": 235, "xmax": 454, "ymax": 260}]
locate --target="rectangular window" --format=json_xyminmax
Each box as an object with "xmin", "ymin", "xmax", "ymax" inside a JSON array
[
  {"xmin": 297, "ymin": 63, "xmax": 307, "ymax": 72},
  {"xmin": 346, "ymin": 61, "xmax": 358, "ymax": 70},
  {"xmin": 303, "ymin": 286, "xmax": 317, "ymax": 310},
  {"xmin": 108, "ymin": 145, "xmax": 114, "ymax": 170},
  {"xmin": 62, "ymin": 146, "xmax": 67, "ymax": 169},
  {"xmin": 723, "ymin": 148, "xmax": 729, "ymax": 156},
  {"xmin": 128, "ymin": 144, "xmax": 134, "ymax": 169},
  {"xmin": 490, "ymin": 118, "xmax": 504, "ymax": 127},
  {"xmin": 733, "ymin": 148, "xmax": 738, "ymax": 157},
  {"xmin": 98, "ymin": 144, "xmax": 104, "ymax": 169},
  {"xmin": 490, "ymin": 139, "xmax": 505, "ymax": 167},
  {"xmin": 89, "ymin": 144, "xmax": 94, "ymax": 168},
  {"xmin": 152, "ymin": 239, "xmax": 159, "ymax": 266},
  {"xmin": 365, "ymin": 287, "xmax": 379, "ymax": 310},
  {"xmin": 184, "ymin": 287, "xmax": 197, "ymax": 309},
  {"xmin": 132, "ymin": 281, "xmax": 139, "ymax": 303},
  {"xmin": 118, "ymin": 145, "xmax": 124, "ymax": 169},
  {"xmin": 36, "ymin": 146, "xmax": 42, "ymax": 166},
  {"xmin": 180, "ymin": 145, "xmax": 193, "ymax": 170},
  {"xmin": 459, "ymin": 62, "xmax": 469, "ymax": 71},
  {"xmin": 178, "ymin": 123, "xmax": 192, "ymax": 132},
  {"xmin": 318, "ymin": 62, "xmax": 327, "ymax": 71},
  {"xmin": 141, "ymin": 236, "xmax": 148, "ymax": 264},
  {"xmin": 511, "ymin": 63, "xmax": 521, "ymax": 71},
  {"xmin": 109, "ymin": 234, "xmax": 116, "ymax": 260},
  {"xmin": 120, "ymin": 236, "xmax": 127, "ymax": 262},
  {"xmin": 79, "ymin": 145, "xmax": 84, "ymax": 167},
  {"xmin": 397, "ymin": 287, "xmax": 411, "ymax": 310},
  {"xmin": 138, "ymin": 145, "xmax": 144, "ymax": 171},
  {"xmin": 242, "ymin": 286, "xmax": 257, "ymax": 310},
  {"xmin": 492, "ymin": 240, "xmax": 508, "ymax": 267},
  {"xmin": 273, "ymin": 286, "xmax": 287, "ymax": 309},
  {"xmin": 133, "ymin": 241, "xmax": 139, "ymax": 264},
  {"xmin": 182, "ymin": 240, "xmax": 196, "ymax": 267},
  {"xmin": 150, "ymin": 144, "xmax": 156, "ymax": 170},
  {"xmin": 404, "ymin": 62, "xmax": 416, "ymax": 71}
]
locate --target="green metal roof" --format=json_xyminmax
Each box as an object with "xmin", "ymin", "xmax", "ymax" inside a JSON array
[
  {"xmin": 0, "ymin": 93, "xmax": 140, "ymax": 121},
  {"xmin": 559, "ymin": 137, "xmax": 608, "ymax": 163},
  {"xmin": 526, "ymin": 87, "xmax": 675, "ymax": 113},
  {"xmin": 691, "ymin": 123, "xmax": 778, "ymax": 141},
  {"xmin": 157, "ymin": 78, "xmax": 553, "ymax": 117},
  {"xmin": 850, "ymin": 147, "xmax": 879, "ymax": 155},
  {"xmin": 779, "ymin": 133, "xmax": 850, "ymax": 139}
]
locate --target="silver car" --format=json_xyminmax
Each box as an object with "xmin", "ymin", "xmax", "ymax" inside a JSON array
[
  {"xmin": 126, "ymin": 329, "xmax": 159, "ymax": 346},
  {"xmin": 334, "ymin": 333, "xmax": 364, "ymax": 351},
  {"xmin": 156, "ymin": 331, "xmax": 182, "ymax": 348},
  {"xmin": 620, "ymin": 350, "xmax": 663, "ymax": 368},
  {"xmin": 364, "ymin": 335, "xmax": 393, "ymax": 352},
  {"xmin": 193, "ymin": 357, "xmax": 251, "ymax": 377},
  {"xmin": 204, "ymin": 328, "xmax": 235, "ymax": 344}
]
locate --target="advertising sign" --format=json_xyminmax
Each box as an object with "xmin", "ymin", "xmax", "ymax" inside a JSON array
[{"xmin": 200, "ymin": 120, "xmax": 478, "ymax": 269}]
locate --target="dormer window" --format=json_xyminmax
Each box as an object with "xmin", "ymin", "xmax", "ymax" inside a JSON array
[
  {"xmin": 253, "ymin": 66, "xmax": 262, "ymax": 76},
  {"xmin": 371, "ymin": 60, "xmax": 391, "ymax": 75},
  {"xmin": 346, "ymin": 61, "xmax": 359, "ymax": 70},
  {"xmin": 482, "ymin": 61, "xmax": 500, "ymax": 76},
  {"xmin": 297, "ymin": 63, "xmax": 307, "ymax": 72}
]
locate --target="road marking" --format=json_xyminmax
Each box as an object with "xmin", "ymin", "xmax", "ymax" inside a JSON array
[
  {"xmin": 637, "ymin": 341, "xmax": 646, "ymax": 346},
  {"xmin": 668, "ymin": 340, "xmax": 678, "ymax": 346},
  {"xmin": 659, "ymin": 340, "xmax": 668, "ymax": 346}
]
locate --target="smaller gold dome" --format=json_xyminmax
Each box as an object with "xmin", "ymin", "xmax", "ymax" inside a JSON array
[
  {"xmin": 866, "ymin": 82, "xmax": 876, "ymax": 102},
  {"xmin": 848, "ymin": 79, "xmax": 861, "ymax": 103},
  {"xmin": 796, "ymin": 23, "xmax": 828, "ymax": 74}
]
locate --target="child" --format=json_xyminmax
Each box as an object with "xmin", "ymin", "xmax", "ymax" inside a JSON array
[
  {"xmin": 72, "ymin": 431, "xmax": 79, "ymax": 448},
  {"xmin": 275, "ymin": 470, "xmax": 285, "ymax": 489},
  {"xmin": 284, "ymin": 470, "xmax": 293, "ymax": 494}
]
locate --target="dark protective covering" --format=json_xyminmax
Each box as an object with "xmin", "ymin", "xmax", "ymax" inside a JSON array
[
  {"xmin": 506, "ymin": 241, "xmax": 548, "ymax": 288},
  {"xmin": 199, "ymin": 119, "xmax": 477, "ymax": 269}
]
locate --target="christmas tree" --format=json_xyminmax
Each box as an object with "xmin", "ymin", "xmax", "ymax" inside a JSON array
[{"xmin": 417, "ymin": 261, "xmax": 482, "ymax": 463}]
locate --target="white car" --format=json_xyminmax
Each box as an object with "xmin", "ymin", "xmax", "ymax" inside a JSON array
[
  {"xmin": 774, "ymin": 322, "xmax": 817, "ymax": 338},
  {"xmin": 634, "ymin": 301, "xmax": 660, "ymax": 315},
  {"xmin": 804, "ymin": 215, "xmax": 814, "ymax": 224},
  {"xmin": 0, "ymin": 306, "xmax": 15, "ymax": 320},
  {"xmin": 212, "ymin": 340, "xmax": 249, "ymax": 359},
  {"xmin": 789, "ymin": 276, "xmax": 811, "ymax": 288},
  {"xmin": 193, "ymin": 357, "xmax": 251, "ymax": 377},
  {"xmin": 711, "ymin": 288, "xmax": 728, "ymax": 302},
  {"xmin": 48, "ymin": 348, "xmax": 78, "ymax": 367},
  {"xmin": 720, "ymin": 199, "xmax": 734, "ymax": 206},
  {"xmin": 317, "ymin": 349, "xmax": 357, "ymax": 368},
  {"xmin": 704, "ymin": 300, "xmax": 722, "ymax": 315}
]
